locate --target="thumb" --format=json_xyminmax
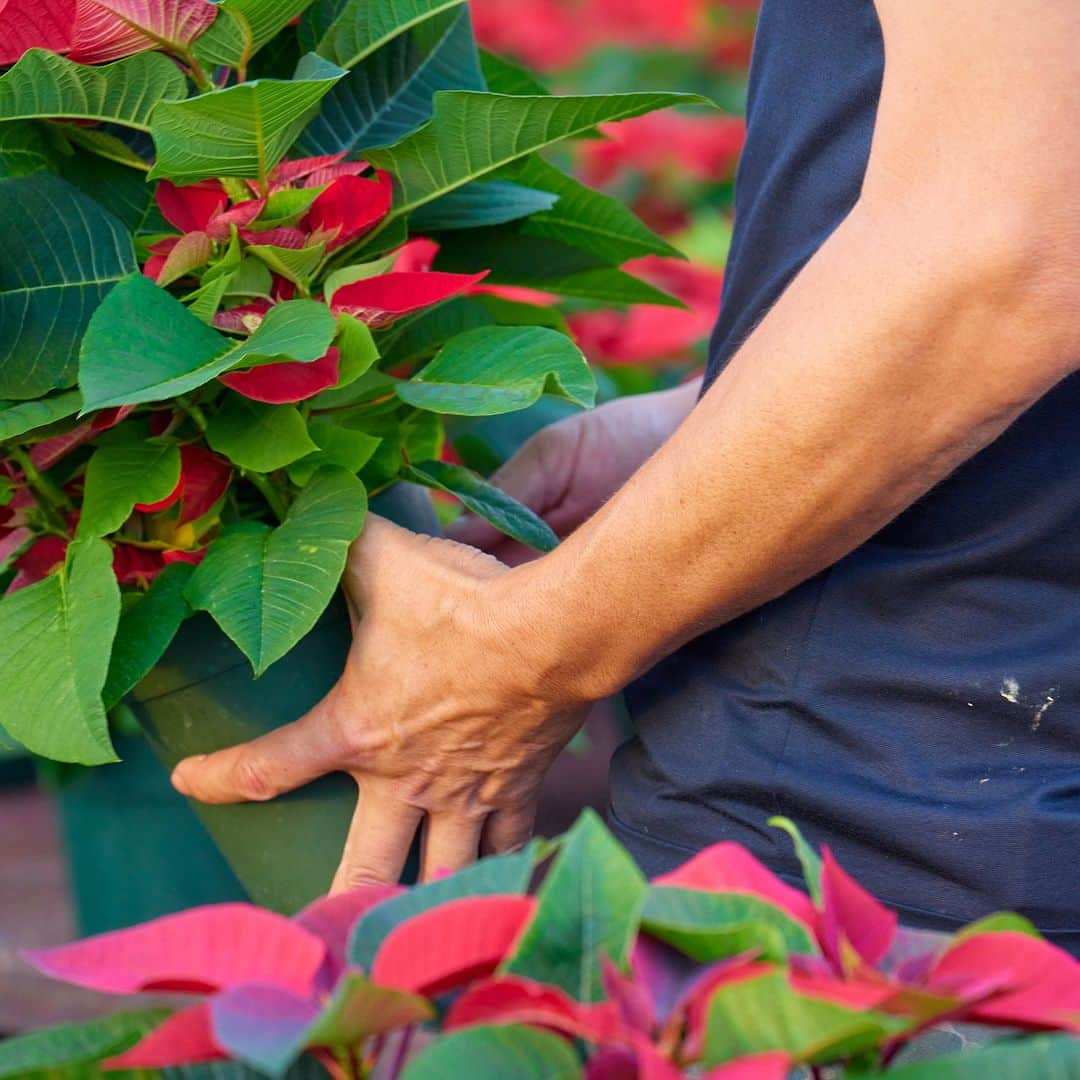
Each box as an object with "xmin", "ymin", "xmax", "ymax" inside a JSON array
[{"xmin": 171, "ymin": 687, "xmax": 348, "ymax": 806}]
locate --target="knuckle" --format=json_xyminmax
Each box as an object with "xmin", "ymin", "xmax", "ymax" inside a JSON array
[
  {"xmin": 340, "ymin": 863, "xmax": 392, "ymax": 889},
  {"xmin": 230, "ymin": 757, "xmax": 276, "ymax": 802}
]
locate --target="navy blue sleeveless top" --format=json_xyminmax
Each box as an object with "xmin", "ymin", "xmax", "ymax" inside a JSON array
[{"xmin": 610, "ymin": 0, "xmax": 1080, "ymax": 950}]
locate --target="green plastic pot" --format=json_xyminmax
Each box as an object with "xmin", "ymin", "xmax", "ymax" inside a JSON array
[
  {"xmin": 61, "ymin": 484, "xmax": 438, "ymax": 929},
  {"xmin": 131, "ymin": 483, "xmax": 440, "ymax": 915},
  {"xmin": 56, "ymin": 734, "xmax": 248, "ymax": 935}
]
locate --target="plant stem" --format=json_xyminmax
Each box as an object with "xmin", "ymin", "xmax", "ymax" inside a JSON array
[
  {"xmin": 9, "ymin": 446, "xmax": 70, "ymax": 532},
  {"xmin": 388, "ymin": 1026, "xmax": 414, "ymax": 1080},
  {"xmin": 245, "ymin": 471, "xmax": 288, "ymax": 522},
  {"xmin": 175, "ymin": 395, "xmax": 209, "ymax": 433},
  {"xmin": 181, "ymin": 50, "xmax": 215, "ymax": 94}
]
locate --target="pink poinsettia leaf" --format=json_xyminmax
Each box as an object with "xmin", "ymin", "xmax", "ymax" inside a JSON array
[
  {"xmin": 113, "ymin": 542, "xmax": 167, "ymax": 586},
  {"xmin": 218, "ymin": 348, "xmax": 341, "ymax": 404},
  {"xmin": 104, "ymin": 1003, "xmax": 224, "ymax": 1070},
  {"xmin": 135, "ymin": 479, "xmax": 183, "ymax": 514},
  {"xmin": 206, "ymin": 198, "xmax": 266, "ymax": 242},
  {"xmin": 212, "ymin": 300, "xmax": 272, "ymax": 334},
  {"xmin": 393, "ymin": 237, "xmax": 439, "ymax": 273},
  {"xmin": 155, "ymin": 180, "xmax": 228, "ymax": 235},
  {"xmin": 927, "ymin": 931, "xmax": 1080, "ymax": 1031},
  {"xmin": 10, "ymin": 535, "xmax": 69, "ymax": 591},
  {"xmin": 601, "ymin": 954, "xmax": 655, "ymax": 1035},
  {"xmin": 678, "ymin": 958, "xmax": 774, "ymax": 1062},
  {"xmin": 302, "ymin": 160, "xmax": 370, "ymax": 189},
  {"xmin": 270, "ymin": 152, "xmax": 350, "ymax": 185},
  {"xmin": 304, "ymin": 173, "xmax": 392, "ymax": 252},
  {"xmin": 789, "ymin": 970, "xmax": 895, "ymax": 1010},
  {"xmin": 635, "ymin": 1040, "xmax": 687, "ymax": 1080},
  {"xmin": 629, "ymin": 934, "xmax": 703, "ymax": 1024},
  {"xmin": 371, "ymin": 895, "xmax": 536, "ymax": 997},
  {"xmin": 69, "ymin": 0, "xmax": 218, "ymax": 64},
  {"xmin": 210, "ymin": 984, "xmax": 320, "ymax": 1078},
  {"xmin": 242, "ymin": 226, "xmax": 310, "ymax": 249},
  {"xmin": 161, "ymin": 547, "xmax": 207, "ymax": 567},
  {"xmin": 0, "ymin": 0, "xmax": 76, "ymax": 64},
  {"xmin": 296, "ymin": 884, "xmax": 404, "ymax": 989},
  {"xmin": 472, "ymin": 283, "xmax": 560, "ymax": 305},
  {"xmin": 176, "ymin": 445, "xmax": 232, "ymax": 524},
  {"xmin": 30, "ymin": 425, "xmax": 93, "ymax": 472},
  {"xmin": 585, "ymin": 1047, "xmax": 639, "ymax": 1080},
  {"xmin": 330, "ymin": 270, "xmax": 490, "ymax": 328},
  {"xmin": 143, "ymin": 237, "xmax": 178, "ymax": 283},
  {"xmin": 155, "ymin": 230, "xmax": 211, "ymax": 286},
  {"xmin": 819, "ymin": 846, "xmax": 898, "ymax": 971},
  {"xmin": 0, "ymin": 526, "xmax": 32, "ymax": 566},
  {"xmin": 22, "ymin": 904, "xmax": 325, "ymax": 996},
  {"xmin": 654, "ymin": 843, "xmax": 816, "ymax": 928},
  {"xmin": 445, "ymin": 974, "xmax": 625, "ymax": 1044},
  {"xmin": 701, "ymin": 1052, "xmax": 793, "ymax": 1080}
]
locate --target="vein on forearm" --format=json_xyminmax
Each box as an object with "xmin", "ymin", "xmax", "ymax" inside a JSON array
[{"xmin": 525, "ymin": 198, "xmax": 1073, "ymax": 700}]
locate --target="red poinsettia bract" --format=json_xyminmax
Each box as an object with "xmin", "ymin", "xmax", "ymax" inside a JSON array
[{"xmin": 0, "ymin": 0, "xmax": 218, "ymax": 66}]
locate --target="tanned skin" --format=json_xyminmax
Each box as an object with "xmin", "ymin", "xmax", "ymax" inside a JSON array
[{"xmin": 173, "ymin": 0, "xmax": 1080, "ymax": 892}]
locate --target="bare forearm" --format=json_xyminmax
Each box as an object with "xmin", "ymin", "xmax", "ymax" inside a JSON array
[{"xmin": 508, "ymin": 196, "xmax": 1077, "ymax": 702}]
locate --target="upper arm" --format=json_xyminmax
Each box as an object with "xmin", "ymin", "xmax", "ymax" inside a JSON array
[
  {"xmin": 867, "ymin": 1, "xmax": 1079, "ymax": 204},
  {"xmin": 864, "ymin": 1, "xmax": 1079, "ymax": 364}
]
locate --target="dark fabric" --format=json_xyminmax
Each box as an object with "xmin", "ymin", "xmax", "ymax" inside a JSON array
[{"xmin": 611, "ymin": 0, "xmax": 1080, "ymax": 951}]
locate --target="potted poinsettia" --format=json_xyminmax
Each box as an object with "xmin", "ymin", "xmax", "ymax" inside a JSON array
[
  {"xmin": 0, "ymin": 0, "xmax": 708, "ymax": 916},
  {"xmin": 7, "ymin": 814, "xmax": 1080, "ymax": 1079}
]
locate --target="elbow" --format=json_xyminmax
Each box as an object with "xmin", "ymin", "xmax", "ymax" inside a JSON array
[
  {"xmin": 945, "ymin": 194, "xmax": 1079, "ymax": 391},
  {"xmin": 985, "ymin": 203, "xmax": 1077, "ymax": 366}
]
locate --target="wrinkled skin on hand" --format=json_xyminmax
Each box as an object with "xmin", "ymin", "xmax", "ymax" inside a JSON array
[{"xmin": 172, "ymin": 516, "xmax": 588, "ymax": 892}]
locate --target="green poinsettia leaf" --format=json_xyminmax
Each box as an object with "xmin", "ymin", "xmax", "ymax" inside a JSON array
[
  {"xmin": 641, "ymin": 886, "xmax": 818, "ymax": 964},
  {"xmin": 148, "ymin": 55, "xmax": 345, "ymax": 184},
  {"xmin": 373, "ymin": 296, "xmax": 493, "ymax": 370},
  {"xmin": 184, "ymin": 468, "xmax": 367, "ymax": 674},
  {"xmin": 507, "ymin": 154, "xmax": 683, "ymax": 264},
  {"xmin": 409, "ymin": 180, "xmax": 558, "ymax": 232},
  {"xmin": 396, "ymin": 325, "xmax": 594, "ymax": 416},
  {"xmin": 311, "ymin": 0, "xmax": 467, "ymax": 69},
  {"xmin": 0, "ymin": 49, "xmax": 187, "ymax": 131},
  {"xmin": 349, "ymin": 844, "xmax": 540, "ymax": 970},
  {"xmin": 0, "ymin": 391, "xmax": 83, "ymax": 440},
  {"xmin": 247, "ymin": 241, "xmax": 327, "ymax": 287},
  {"xmin": 880, "ymin": 1035, "xmax": 1080, "ymax": 1080},
  {"xmin": 195, "ymin": 0, "xmax": 322, "ymax": 68},
  {"xmin": 0, "ymin": 175, "xmax": 136, "ymax": 401},
  {"xmin": 78, "ymin": 440, "xmax": 182, "ymax": 539},
  {"xmin": 479, "ymin": 50, "xmax": 549, "ymax": 96},
  {"xmin": 79, "ymin": 274, "xmax": 337, "ymax": 411},
  {"xmin": 103, "ymin": 562, "xmax": 195, "ymax": 710},
  {"xmin": 702, "ymin": 969, "xmax": 906, "ymax": 1068},
  {"xmin": 401, "ymin": 1025, "xmax": 582, "ymax": 1080},
  {"xmin": 434, "ymin": 229, "xmax": 684, "ymax": 306},
  {"xmin": 0, "ymin": 1009, "xmax": 172, "ymax": 1079},
  {"xmin": 287, "ymin": 414, "xmax": 381, "ymax": 486},
  {"xmin": 503, "ymin": 809, "xmax": 647, "ymax": 1002},
  {"xmin": 207, "ymin": 398, "xmax": 319, "ymax": 472},
  {"xmin": 0, "ymin": 539, "xmax": 120, "ymax": 766},
  {"xmin": 0, "ymin": 121, "xmax": 58, "ymax": 178},
  {"xmin": 769, "ymin": 816, "xmax": 824, "ymax": 904},
  {"xmin": 366, "ymin": 90, "xmax": 713, "ymax": 220},
  {"xmin": 405, "ymin": 460, "xmax": 557, "ymax": 551},
  {"xmin": 57, "ymin": 150, "xmax": 158, "ymax": 235},
  {"xmin": 296, "ymin": 6, "xmax": 482, "ymax": 156}
]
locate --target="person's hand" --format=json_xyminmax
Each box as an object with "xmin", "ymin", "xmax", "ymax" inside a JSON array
[
  {"xmin": 448, "ymin": 378, "xmax": 702, "ymax": 563},
  {"xmin": 171, "ymin": 516, "xmax": 589, "ymax": 892}
]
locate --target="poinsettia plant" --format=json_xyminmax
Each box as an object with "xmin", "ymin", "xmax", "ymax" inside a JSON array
[
  {"xmin": 0, "ymin": 0, "xmax": 710, "ymax": 767},
  {"xmin": 7, "ymin": 814, "xmax": 1080, "ymax": 1079}
]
